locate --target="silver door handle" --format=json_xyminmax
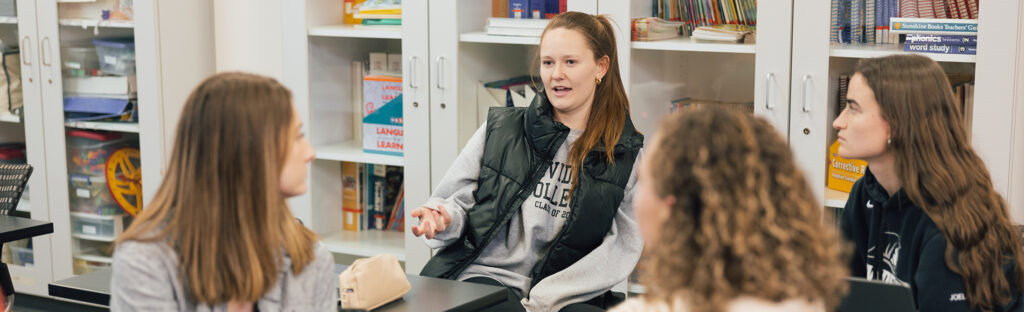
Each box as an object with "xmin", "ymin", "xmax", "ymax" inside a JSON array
[
  {"xmin": 764, "ymin": 73, "xmax": 775, "ymax": 110},
  {"xmin": 20, "ymin": 36, "xmax": 30, "ymax": 65},
  {"xmin": 40, "ymin": 36, "xmax": 52, "ymax": 67},
  {"xmin": 802, "ymin": 75, "xmax": 812, "ymax": 113},
  {"xmin": 408, "ymin": 56, "xmax": 418, "ymax": 88},
  {"xmin": 435, "ymin": 56, "xmax": 446, "ymax": 90}
]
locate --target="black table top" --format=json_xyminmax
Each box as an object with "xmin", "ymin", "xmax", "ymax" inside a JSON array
[
  {"xmin": 49, "ymin": 264, "xmax": 507, "ymax": 311},
  {"xmin": 0, "ymin": 215, "xmax": 53, "ymax": 244}
]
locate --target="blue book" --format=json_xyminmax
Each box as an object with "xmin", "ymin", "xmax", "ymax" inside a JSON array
[
  {"xmin": 544, "ymin": 0, "xmax": 560, "ymax": 18},
  {"xmin": 905, "ymin": 34, "xmax": 977, "ymax": 45},
  {"xmin": 529, "ymin": 0, "xmax": 544, "ymax": 19},
  {"xmin": 509, "ymin": 0, "xmax": 528, "ymax": 19},
  {"xmin": 903, "ymin": 44, "xmax": 977, "ymax": 55}
]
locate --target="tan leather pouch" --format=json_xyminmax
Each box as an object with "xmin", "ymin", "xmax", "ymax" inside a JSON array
[{"xmin": 339, "ymin": 254, "xmax": 410, "ymax": 310}]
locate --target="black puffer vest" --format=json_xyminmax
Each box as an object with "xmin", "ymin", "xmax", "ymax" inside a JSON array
[{"xmin": 420, "ymin": 96, "xmax": 643, "ymax": 304}]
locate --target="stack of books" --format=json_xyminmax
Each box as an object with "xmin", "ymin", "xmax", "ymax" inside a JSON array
[
  {"xmin": 631, "ymin": 17, "xmax": 683, "ymax": 41},
  {"xmin": 831, "ymin": 0, "xmax": 979, "ymax": 44},
  {"xmin": 892, "ymin": 18, "xmax": 978, "ymax": 55},
  {"xmin": 653, "ymin": 0, "xmax": 757, "ymax": 37},
  {"xmin": 691, "ymin": 25, "xmax": 756, "ymax": 43},
  {"xmin": 346, "ymin": 0, "xmax": 401, "ymax": 26},
  {"xmin": 485, "ymin": 17, "xmax": 550, "ymax": 37}
]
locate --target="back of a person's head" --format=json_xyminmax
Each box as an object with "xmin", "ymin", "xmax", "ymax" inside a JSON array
[
  {"xmin": 116, "ymin": 72, "xmax": 317, "ymax": 304},
  {"xmin": 641, "ymin": 107, "xmax": 848, "ymax": 311}
]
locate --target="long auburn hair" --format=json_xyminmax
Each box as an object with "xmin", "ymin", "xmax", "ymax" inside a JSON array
[
  {"xmin": 856, "ymin": 54, "xmax": 1024, "ymax": 310},
  {"xmin": 116, "ymin": 72, "xmax": 318, "ymax": 304},
  {"xmin": 642, "ymin": 107, "xmax": 848, "ymax": 311},
  {"xmin": 534, "ymin": 12, "xmax": 630, "ymax": 195}
]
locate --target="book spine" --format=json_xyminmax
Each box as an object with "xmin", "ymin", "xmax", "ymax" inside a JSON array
[
  {"xmin": 509, "ymin": 0, "xmax": 528, "ymax": 18},
  {"xmin": 866, "ymin": 0, "xmax": 875, "ymax": 43},
  {"xmin": 529, "ymin": 0, "xmax": 544, "ymax": 19},
  {"xmin": 544, "ymin": 0, "xmax": 559, "ymax": 19},
  {"xmin": 493, "ymin": 0, "xmax": 509, "ymax": 18},
  {"xmin": 831, "ymin": 0, "xmax": 840, "ymax": 42},
  {"xmin": 903, "ymin": 43, "xmax": 977, "ymax": 54},
  {"xmin": 904, "ymin": 33, "xmax": 977, "ymax": 45},
  {"xmin": 890, "ymin": 18, "xmax": 977, "ymax": 35},
  {"xmin": 851, "ymin": 0, "xmax": 863, "ymax": 43}
]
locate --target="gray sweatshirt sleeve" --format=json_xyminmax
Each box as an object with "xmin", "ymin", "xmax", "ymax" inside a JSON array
[
  {"xmin": 521, "ymin": 149, "xmax": 646, "ymax": 312},
  {"xmin": 110, "ymin": 240, "xmax": 181, "ymax": 311},
  {"xmin": 421, "ymin": 122, "xmax": 487, "ymax": 249}
]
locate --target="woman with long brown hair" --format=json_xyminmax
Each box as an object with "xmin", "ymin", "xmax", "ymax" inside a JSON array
[
  {"xmin": 611, "ymin": 107, "xmax": 848, "ymax": 312},
  {"xmin": 835, "ymin": 54, "xmax": 1024, "ymax": 311},
  {"xmin": 110, "ymin": 72, "xmax": 336, "ymax": 311},
  {"xmin": 412, "ymin": 12, "xmax": 642, "ymax": 311}
]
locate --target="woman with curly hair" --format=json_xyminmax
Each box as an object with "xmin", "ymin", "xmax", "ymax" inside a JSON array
[
  {"xmin": 836, "ymin": 54, "xmax": 1024, "ymax": 311},
  {"xmin": 612, "ymin": 107, "xmax": 848, "ymax": 312}
]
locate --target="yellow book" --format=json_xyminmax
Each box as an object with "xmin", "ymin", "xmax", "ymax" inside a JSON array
[
  {"xmin": 828, "ymin": 140, "xmax": 868, "ymax": 193},
  {"xmin": 342, "ymin": 162, "xmax": 362, "ymax": 231}
]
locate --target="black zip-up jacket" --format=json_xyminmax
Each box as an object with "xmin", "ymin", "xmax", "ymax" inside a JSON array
[{"xmin": 841, "ymin": 168, "xmax": 1021, "ymax": 311}]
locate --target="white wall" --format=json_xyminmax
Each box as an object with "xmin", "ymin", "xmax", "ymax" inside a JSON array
[{"xmin": 213, "ymin": 0, "xmax": 284, "ymax": 78}]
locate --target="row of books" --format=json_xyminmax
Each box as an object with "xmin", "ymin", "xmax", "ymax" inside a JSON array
[
  {"xmin": 343, "ymin": 0, "xmax": 401, "ymax": 26},
  {"xmin": 831, "ymin": 0, "xmax": 978, "ymax": 44},
  {"xmin": 654, "ymin": 0, "xmax": 757, "ymax": 36},
  {"xmin": 341, "ymin": 162, "xmax": 405, "ymax": 232},
  {"xmin": 491, "ymin": 0, "xmax": 567, "ymax": 20}
]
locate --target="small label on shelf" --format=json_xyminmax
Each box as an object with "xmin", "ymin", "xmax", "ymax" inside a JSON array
[
  {"xmin": 76, "ymin": 188, "xmax": 90, "ymax": 198},
  {"xmin": 82, "ymin": 225, "xmax": 98, "ymax": 235}
]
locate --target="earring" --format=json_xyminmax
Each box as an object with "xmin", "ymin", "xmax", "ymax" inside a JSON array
[
  {"xmin": 595, "ymin": 77, "xmax": 602, "ymax": 85},
  {"xmin": 887, "ymin": 138, "xmax": 892, "ymax": 145}
]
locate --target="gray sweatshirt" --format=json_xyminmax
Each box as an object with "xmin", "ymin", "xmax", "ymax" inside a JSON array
[
  {"xmin": 422, "ymin": 122, "xmax": 644, "ymax": 311},
  {"xmin": 110, "ymin": 240, "xmax": 337, "ymax": 311}
]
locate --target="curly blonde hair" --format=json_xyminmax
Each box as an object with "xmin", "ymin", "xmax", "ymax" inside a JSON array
[{"xmin": 640, "ymin": 107, "xmax": 848, "ymax": 311}]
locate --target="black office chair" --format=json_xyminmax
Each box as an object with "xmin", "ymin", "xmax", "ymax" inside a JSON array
[{"xmin": 0, "ymin": 164, "xmax": 32, "ymax": 306}]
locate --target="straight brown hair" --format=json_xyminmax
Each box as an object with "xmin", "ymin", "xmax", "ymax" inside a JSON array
[
  {"xmin": 857, "ymin": 54, "xmax": 1024, "ymax": 310},
  {"xmin": 534, "ymin": 12, "xmax": 630, "ymax": 196},
  {"xmin": 116, "ymin": 72, "xmax": 318, "ymax": 304}
]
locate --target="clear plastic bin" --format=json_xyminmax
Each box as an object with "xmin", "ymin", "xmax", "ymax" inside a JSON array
[
  {"xmin": 70, "ymin": 212, "xmax": 125, "ymax": 239},
  {"xmin": 10, "ymin": 246, "xmax": 32, "ymax": 267},
  {"xmin": 62, "ymin": 46, "xmax": 100, "ymax": 77},
  {"xmin": 68, "ymin": 174, "xmax": 121, "ymax": 216},
  {"xmin": 93, "ymin": 38, "xmax": 135, "ymax": 76},
  {"xmin": 66, "ymin": 130, "xmax": 127, "ymax": 176}
]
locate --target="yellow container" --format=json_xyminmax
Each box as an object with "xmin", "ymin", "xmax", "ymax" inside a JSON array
[{"xmin": 828, "ymin": 140, "xmax": 868, "ymax": 192}]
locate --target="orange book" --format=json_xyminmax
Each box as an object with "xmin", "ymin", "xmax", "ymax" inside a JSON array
[{"xmin": 344, "ymin": 0, "xmax": 368, "ymax": 25}]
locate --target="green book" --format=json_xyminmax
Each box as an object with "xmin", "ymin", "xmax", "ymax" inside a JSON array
[{"xmin": 362, "ymin": 19, "xmax": 401, "ymax": 26}]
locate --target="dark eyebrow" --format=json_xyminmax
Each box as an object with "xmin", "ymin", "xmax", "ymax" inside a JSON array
[{"xmin": 844, "ymin": 99, "xmax": 859, "ymax": 106}]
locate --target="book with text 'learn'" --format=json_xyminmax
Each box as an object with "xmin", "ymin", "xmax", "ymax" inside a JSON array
[
  {"xmin": 890, "ymin": 18, "xmax": 978, "ymax": 35},
  {"xmin": 904, "ymin": 43, "xmax": 977, "ymax": 55},
  {"xmin": 905, "ymin": 34, "xmax": 977, "ymax": 45}
]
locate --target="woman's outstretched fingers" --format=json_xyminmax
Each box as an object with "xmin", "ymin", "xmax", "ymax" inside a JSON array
[{"xmin": 437, "ymin": 205, "xmax": 452, "ymax": 227}]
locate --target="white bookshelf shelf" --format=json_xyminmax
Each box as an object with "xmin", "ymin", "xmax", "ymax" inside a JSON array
[
  {"xmin": 628, "ymin": 284, "xmax": 646, "ymax": 294},
  {"xmin": 320, "ymin": 230, "xmax": 406, "ymax": 261},
  {"xmin": 0, "ymin": 16, "xmax": 16, "ymax": 24},
  {"xmin": 64, "ymin": 120, "xmax": 140, "ymax": 133},
  {"xmin": 826, "ymin": 188, "xmax": 850, "ymax": 209},
  {"xmin": 314, "ymin": 140, "xmax": 404, "ymax": 167},
  {"xmin": 72, "ymin": 253, "xmax": 113, "ymax": 264},
  {"xmin": 460, "ymin": 31, "xmax": 540, "ymax": 45},
  {"xmin": 308, "ymin": 24, "xmax": 401, "ymax": 39},
  {"xmin": 632, "ymin": 38, "xmax": 756, "ymax": 54},
  {"xmin": 830, "ymin": 43, "xmax": 976, "ymax": 63},
  {"xmin": 0, "ymin": 113, "xmax": 19, "ymax": 123},
  {"xmin": 71, "ymin": 233, "xmax": 116, "ymax": 242},
  {"xmin": 58, "ymin": 18, "xmax": 134, "ymax": 29}
]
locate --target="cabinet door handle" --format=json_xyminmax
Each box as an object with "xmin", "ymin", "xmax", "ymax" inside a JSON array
[
  {"xmin": 802, "ymin": 74, "xmax": 812, "ymax": 113},
  {"xmin": 40, "ymin": 36, "xmax": 52, "ymax": 67},
  {"xmin": 435, "ymin": 56, "xmax": 446, "ymax": 90},
  {"xmin": 408, "ymin": 56, "xmax": 418, "ymax": 88},
  {"xmin": 20, "ymin": 36, "xmax": 30, "ymax": 65},
  {"xmin": 764, "ymin": 73, "xmax": 775, "ymax": 110}
]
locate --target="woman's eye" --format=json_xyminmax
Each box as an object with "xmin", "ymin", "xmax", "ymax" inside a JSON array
[
  {"xmin": 542, "ymin": 60, "xmax": 553, "ymax": 66},
  {"xmin": 567, "ymin": 60, "xmax": 576, "ymax": 65}
]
